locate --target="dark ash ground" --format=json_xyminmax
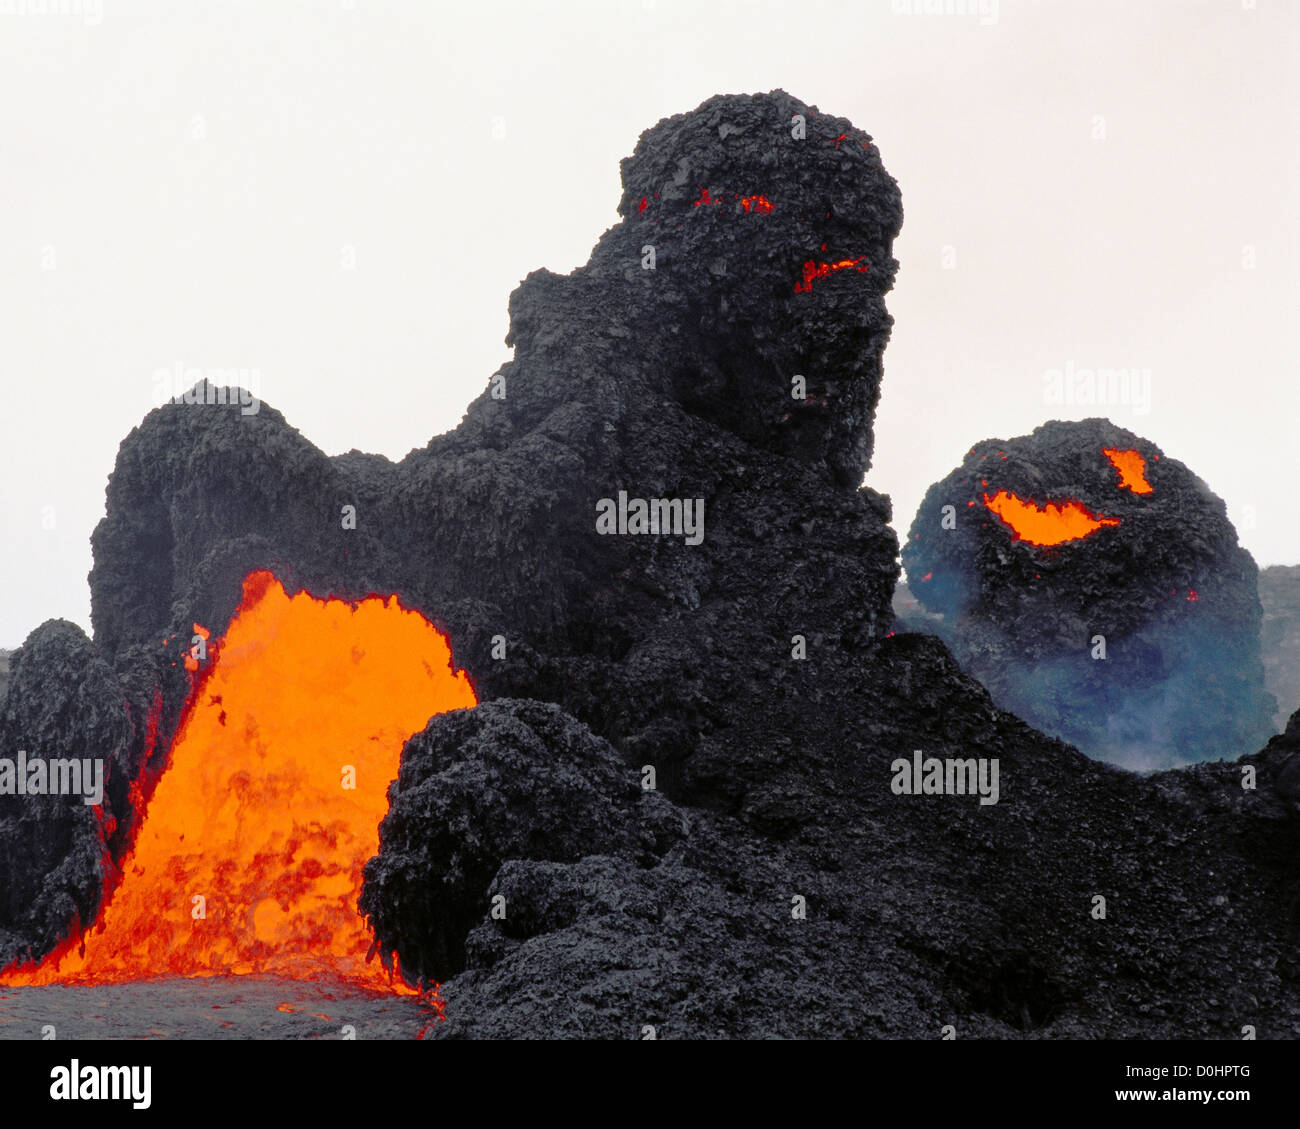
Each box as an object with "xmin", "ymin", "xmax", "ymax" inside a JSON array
[{"xmin": 0, "ymin": 978, "xmax": 433, "ymax": 1040}]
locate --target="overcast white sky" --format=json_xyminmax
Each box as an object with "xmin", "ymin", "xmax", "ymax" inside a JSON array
[{"xmin": 1, "ymin": 0, "xmax": 1296, "ymax": 648}]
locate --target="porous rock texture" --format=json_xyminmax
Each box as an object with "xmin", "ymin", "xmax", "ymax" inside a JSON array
[
  {"xmin": 0, "ymin": 622, "xmax": 129, "ymax": 965},
  {"xmin": 4, "ymin": 91, "xmax": 1300, "ymax": 1039},
  {"xmin": 902, "ymin": 419, "xmax": 1275, "ymax": 770},
  {"xmin": 359, "ymin": 700, "xmax": 685, "ymax": 983}
]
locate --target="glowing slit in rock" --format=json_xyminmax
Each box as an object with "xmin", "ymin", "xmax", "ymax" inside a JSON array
[
  {"xmin": 983, "ymin": 490, "xmax": 1120, "ymax": 546},
  {"xmin": 692, "ymin": 189, "xmax": 773, "ymax": 212},
  {"xmin": 1102, "ymin": 447, "xmax": 1154, "ymax": 494},
  {"xmin": 0, "ymin": 570, "xmax": 476, "ymax": 994},
  {"xmin": 794, "ymin": 257, "xmax": 869, "ymax": 293}
]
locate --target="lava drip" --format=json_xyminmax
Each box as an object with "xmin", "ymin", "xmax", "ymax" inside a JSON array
[{"xmin": 1, "ymin": 571, "xmax": 476, "ymax": 990}]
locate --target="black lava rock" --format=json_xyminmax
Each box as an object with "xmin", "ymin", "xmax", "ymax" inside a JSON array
[
  {"xmin": 0, "ymin": 621, "xmax": 131, "ymax": 967},
  {"xmin": 75, "ymin": 90, "xmax": 904, "ymax": 814},
  {"xmin": 3, "ymin": 93, "xmax": 1300, "ymax": 1041},
  {"xmin": 359, "ymin": 699, "xmax": 680, "ymax": 985}
]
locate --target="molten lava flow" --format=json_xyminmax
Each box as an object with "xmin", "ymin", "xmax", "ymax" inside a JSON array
[
  {"xmin": 740, "ymin": 194, "xmax": 774, "ymax": 214},
  {"xmin": 2, "ymin": 571, "xmax": 475, "ymax": 991},
  {"xmin": 1102, "ymin": 447, "xmax": 1154, "ymax": 494},
  {"xmin": 793, "ymin": 257, "xmax": 869, "ymax": 293},
  {"xmin": 983, "ymin": 490, "xmax": 1120, "ymax": 546}
]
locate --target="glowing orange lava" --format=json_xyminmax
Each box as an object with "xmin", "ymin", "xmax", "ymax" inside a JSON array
[
  {"xmin": 1, "ymin": 570, "xmax": 476, "ymax": 991},
  {"xmin": 794, "ymin": 257, "xmax": 869, "ymax": 293},
  {"xmin": 1102, "ymin": 447, "xmax": 1153, "ymax": 494},
  {"xmin": 740, "ymin": 194, "xmax": 774, "ymax": 214},
  {"xmin": 983, "ymin": 490, "xmax": 1120, "ymax": 546}
]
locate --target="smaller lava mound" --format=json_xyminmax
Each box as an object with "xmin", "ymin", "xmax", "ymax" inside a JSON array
[
  {"xmin": 902, "ymin": 418, "xmax": 1275, "ymax": 769},
  {"xmin": 359, "ymin": 700, "xmax": 683, "ymax": 988}
]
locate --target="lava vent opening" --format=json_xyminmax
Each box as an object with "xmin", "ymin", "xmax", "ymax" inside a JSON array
[{"xmin": 1, "ymin": 570, "xmax": 476, "ymax": 992}]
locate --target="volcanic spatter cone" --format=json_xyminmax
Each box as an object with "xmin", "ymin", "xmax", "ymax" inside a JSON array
[
  {"xmin": 3, "ymin": 93, "xmax": 1300, "ymax": 1040},
  {"xmin": 902, "ymin": 418, "xmax": 1275, "ymax": 768},
  {"xmin": 2, "ymin": 90, "xmax": 905, "ymax": 970}
]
